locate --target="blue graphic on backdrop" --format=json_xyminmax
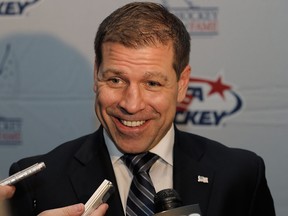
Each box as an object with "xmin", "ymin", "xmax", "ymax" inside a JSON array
[
  {"xmin": 0, "ymin": 0, "xmax": 40, "ymax": 15},
  {"xmin": 0, "ymin": 34, "xmax": 93, "ymax": 98},
  {"xmin": 0, "ymin": 34, "xmax": 93, "ymax": 145},
  {"xmin": 0, "ymin": 44, "xmax": 19, "ymax": 96},
  {"xmin": 175, "ymin": 75, "xmax": 243, "ymax": 126},
  {"xmin": 162, "ymin": 0, "xmax": 219, "ymax": 36}
]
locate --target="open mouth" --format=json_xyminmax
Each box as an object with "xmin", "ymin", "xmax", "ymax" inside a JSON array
[{"xmin": 120, "ymin": 120, "xmax": 146, "ymax": 127}]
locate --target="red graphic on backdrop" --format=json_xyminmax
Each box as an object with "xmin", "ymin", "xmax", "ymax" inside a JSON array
[{"xmin": 176, "ymin": 75, "xmax": 242, "ymax": 126}]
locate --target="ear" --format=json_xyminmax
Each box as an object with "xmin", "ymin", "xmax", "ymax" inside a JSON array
[
  {"xmin": 93, "ymin": 61, "xmax": 98, "ymax": 93},
  {"xmin": 177, "ymin": 65, "xmax": 191, "ymax": 103}
]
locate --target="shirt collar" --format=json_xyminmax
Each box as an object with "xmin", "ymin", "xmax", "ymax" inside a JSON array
[{"xmin": 104, "ymin": 125, "xmax": 174, "ymax": 166}]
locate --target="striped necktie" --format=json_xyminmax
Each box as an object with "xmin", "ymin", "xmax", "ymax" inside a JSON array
[{"xmin": 122, "ymin": 152, "xmax": 159, "ymax": 216}]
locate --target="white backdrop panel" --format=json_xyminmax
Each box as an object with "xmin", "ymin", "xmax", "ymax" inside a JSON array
[{"xmin": 0, "ymin": 0, "xmax": 287, "ymax": 215}]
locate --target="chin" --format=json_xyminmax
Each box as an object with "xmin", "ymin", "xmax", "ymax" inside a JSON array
[{"xmin": 118, "ymin": 144, "xmax": 150, "ymax": 154}]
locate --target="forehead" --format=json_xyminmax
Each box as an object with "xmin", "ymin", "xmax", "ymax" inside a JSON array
[{"xmin": 101, "ymin": 42, "xmax": 174, "ymax": 70}]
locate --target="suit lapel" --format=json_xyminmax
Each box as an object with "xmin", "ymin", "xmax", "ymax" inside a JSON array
[
  {"xmin": 68, "ymin": 127, "xmax": 125, "ymax": 216},
  {"xmin": 66, "ymin": 127, "xmax": 214, "ymax": 215},
  {"xmin": 173, "ymin": 128, "xmax": 214, "ymax": 215}
]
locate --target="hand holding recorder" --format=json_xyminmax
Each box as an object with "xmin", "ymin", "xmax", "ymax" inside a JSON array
[
  {"xmin": 1, "ymin": 163, "xmax": 112, "ymax": 216},
  {"xmin": 37, "ymin": 179, "xmax": 113, "ymax": 216},
  {"xmin": 38, "ymin": 203, "xmax": 109, "ymax": 216},
  {"xmin": 0, "ymin": 162, "xmax": 45, "ymax": 201}
]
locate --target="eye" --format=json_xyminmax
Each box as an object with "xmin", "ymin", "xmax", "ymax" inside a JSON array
[
  {"xmin": 109, "ymin": 77, "xmax": 121, "ymax": 84},
  {"xmin": 147, "ymin": 80, "xmax": 161, "ymax": 87},
  {"xmin": 106, "ymin": 77, "xmax": 126, "ymax": 88}
]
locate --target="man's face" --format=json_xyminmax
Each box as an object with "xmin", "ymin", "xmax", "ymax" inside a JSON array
[{"xmin": 94, "ymin": 42, "xmax": 190, "ymax": 154}]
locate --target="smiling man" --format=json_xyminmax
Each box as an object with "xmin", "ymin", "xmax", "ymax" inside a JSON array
[
  {"xmin": 95, "ymin": 42, "xmax": 190, "ymax": 154},
  {"xmin": 9, "ymin": 2, "xmax": 275, "ymax": 216}
]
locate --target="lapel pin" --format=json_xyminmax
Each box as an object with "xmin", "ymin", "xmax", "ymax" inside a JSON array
[{"xmin": 198, "ymin": 175, "xmax": 209, "ymax": 183}]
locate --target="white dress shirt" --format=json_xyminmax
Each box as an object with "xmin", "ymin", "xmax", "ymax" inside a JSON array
[{"xmin": 104, "ymin": 125, "xmax": 174, "ymax": 211}]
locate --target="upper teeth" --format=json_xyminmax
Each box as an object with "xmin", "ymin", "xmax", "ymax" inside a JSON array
[{"xmin": 121, "ymin": 120, "xmax": 145, "ymax": 127}]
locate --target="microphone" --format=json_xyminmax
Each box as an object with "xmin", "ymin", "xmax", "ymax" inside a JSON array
[{"xmin": 154, "ymin": 189, "xmax": 202, "ymax": 216}]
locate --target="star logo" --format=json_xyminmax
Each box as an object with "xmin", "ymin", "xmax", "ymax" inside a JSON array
[
  {"xmin": 207, "ymin": 76, "xmax": 231, "ymax": 99},
  {"xmin": 189, "ymin": 75, "xmax": 232, "ymax": 100}
]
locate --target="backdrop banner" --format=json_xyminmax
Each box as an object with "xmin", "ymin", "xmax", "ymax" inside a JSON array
[{"xmin": 1, "ymin": 0, "xmax": 287, "ymax": 215}]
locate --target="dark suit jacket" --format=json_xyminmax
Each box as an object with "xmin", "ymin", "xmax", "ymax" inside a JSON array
[{"xmin": 9, "ymin": 126, "xmax": 275, "ymax": 216}]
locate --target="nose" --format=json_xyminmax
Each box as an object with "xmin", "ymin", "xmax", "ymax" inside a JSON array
[{"xmin": 119, "ymin": 84, "xmax": 145, "ymax": 114}]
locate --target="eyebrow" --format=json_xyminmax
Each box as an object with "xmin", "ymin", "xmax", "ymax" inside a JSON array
[
  {"xmin": 143, "ymin": 71, "xmax": 168, "ymax": 82},
  {"xmin": 100, "ymin": 69, "xmax": 168, "ymax": 81},
  {"xmin": 98, "ymin": 69, "xmax": 124, "ymax": 78}
]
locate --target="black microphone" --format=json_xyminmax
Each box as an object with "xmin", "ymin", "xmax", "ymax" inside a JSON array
[{"xmin": 154, "ymin": 189, "xmax": 202, "ymax": 216}]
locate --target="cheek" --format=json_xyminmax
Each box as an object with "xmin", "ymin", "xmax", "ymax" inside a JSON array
[
  {"xmin": 95, "ymin": 89, "xmax": 116, "ymax": 125},
  {"xmin": 147, "ymin": 91, "xmax": 177, "ymax": 113},
  {"xmin": 96, "ymin": 87, "xmax": 123, "ymax": 116}
]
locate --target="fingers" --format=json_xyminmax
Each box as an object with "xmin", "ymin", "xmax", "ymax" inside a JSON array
[
  {"xmin": 38, "ymin": 203, "xmax": 85, "ymax": 216},
  {"xmin": 37, "ymin": 202, "xmax": 109, "ymax": 216},
  {"xmin": 90, "ymin": 203, "xmax": 109, "ymax": 216},
  {"xmin": 0, "ymin": 185, "xmax": 16, "ymax": 200},
  {"xmin": 0, "ymin": 185, "xmax": 109, "ymax": 216}
]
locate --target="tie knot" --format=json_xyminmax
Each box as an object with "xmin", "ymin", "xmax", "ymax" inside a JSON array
[{"xmin": 122, "ymin": 152, "xmax": 159, "ymax": 175}]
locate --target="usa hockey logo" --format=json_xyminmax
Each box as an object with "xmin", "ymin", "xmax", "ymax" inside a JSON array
[
  {"xmin": 162, "ymin": 0, "xmax": 218, "ymax": 36},
  {"xmin": 0, "ymin": 0, "xmax": 40, "ymax": 16},
  {"xmin": 175, "ymin": 75, "xmax": 243, "ymax": 126}
]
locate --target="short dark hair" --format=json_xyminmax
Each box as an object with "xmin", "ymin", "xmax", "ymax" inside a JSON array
[{"xmin": 94, "ymin": 2, "xmax": 190, "ymax": 79}]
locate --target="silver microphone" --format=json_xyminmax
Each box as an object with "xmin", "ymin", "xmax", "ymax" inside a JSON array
[{"xmin": 0, "ymin": 162, "xmax": 46, "ymax": 186}]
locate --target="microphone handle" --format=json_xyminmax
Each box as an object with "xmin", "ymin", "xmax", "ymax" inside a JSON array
[{"xmin": 154, "ymin": 204, "xmax": 202, "ymax": 216}]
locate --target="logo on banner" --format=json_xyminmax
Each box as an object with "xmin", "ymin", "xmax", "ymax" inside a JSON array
[
  {"xmin": 0, "ymin": 116, "xmax": 22, "ymax": 144},
  {"xmin": 175, "ymin": 75, "xmax": 243, "ymax": 126},
  {"xmin": 0, "ymin": 43, "xmax": 22, "ymax": 145},
  {"xmin": 0, "ymin": 0, "xmax": 40, "ymax": 16},
  {"xmin": 0, "ymin": 44, "xmax": 19, "ymax": 96},
  {"xmin": 162, "ymin": 0, "xmax": 219, "ymax": 36}
]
